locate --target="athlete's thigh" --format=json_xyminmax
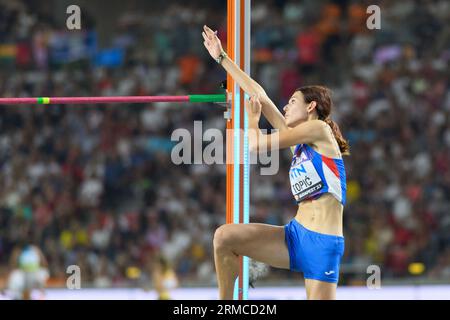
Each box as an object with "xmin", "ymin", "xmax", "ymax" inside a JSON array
[
  {"xmin": 218, "ymin": 223, "xmax": 290, "ymax": 270},
  {"xmin": 305, "ymin": 279, "xmax": 337, "ymax": 300}
]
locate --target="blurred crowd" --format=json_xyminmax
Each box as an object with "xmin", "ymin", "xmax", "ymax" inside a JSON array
[{"xmin": 0, "ymin": 0, "xmax": 449, "ymax": 289}]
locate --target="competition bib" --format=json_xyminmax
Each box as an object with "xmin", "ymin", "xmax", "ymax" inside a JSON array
[{"xmin": 289, "ymin": 148, "xmax": 324, "ymax": 202}]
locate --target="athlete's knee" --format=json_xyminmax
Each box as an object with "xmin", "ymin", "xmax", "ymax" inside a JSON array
[{"xmin": 213, "ymin": 224, "xmax": 236, "ymax": 251}]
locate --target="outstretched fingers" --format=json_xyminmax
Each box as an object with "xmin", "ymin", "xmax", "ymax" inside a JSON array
[
  {"xmin": 202, "ymin": 31, "xmax": 209, "ymax": 43},
  {"xmin": 204, "ymin": 25, "xmax": 218, "ymax": 40},
  {"xmin": 203, "ymin": 25, "xmax": 214, "ymax": 35}
]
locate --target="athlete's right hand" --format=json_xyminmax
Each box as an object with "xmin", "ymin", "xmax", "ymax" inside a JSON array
[
  {"xmin": 202, "ymin": 25, "xmax": 224, "ymax": 60},
  {"xmin": 245, "ymin": 95, "xmax": 262, "ymax": 122}
]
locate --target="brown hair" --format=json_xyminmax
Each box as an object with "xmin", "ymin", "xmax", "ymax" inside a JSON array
[{"xmin": 296, "ymin": 85, "xmax": 350, "ymax": 156}]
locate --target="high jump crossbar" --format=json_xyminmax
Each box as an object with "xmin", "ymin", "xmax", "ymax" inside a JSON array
[{"xmin": 0, "ymin": 94, "xmax": 226, "ymax": 105}]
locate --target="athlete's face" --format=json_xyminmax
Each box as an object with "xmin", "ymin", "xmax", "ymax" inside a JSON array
[{"xmin": 283, "ymin": 91, "xmax": 315, "ymax": 128}]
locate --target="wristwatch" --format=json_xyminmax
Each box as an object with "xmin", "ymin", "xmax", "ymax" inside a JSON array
[{"xmin": 216, "ymin": 51, "xmax": 227, "ymax": 65}]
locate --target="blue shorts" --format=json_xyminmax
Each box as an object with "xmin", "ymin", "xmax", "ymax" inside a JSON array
[{"xmin": 284, "ymin": 219, "xmax": 345, "ymax": 283}]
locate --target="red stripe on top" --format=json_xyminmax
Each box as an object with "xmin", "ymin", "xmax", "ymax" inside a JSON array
[{"xmin": 321, "ymin": 155, "xmax": 339, "ymax": 178}]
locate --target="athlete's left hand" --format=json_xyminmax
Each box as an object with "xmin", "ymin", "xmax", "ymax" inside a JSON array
[{"xmin": 245, "ymin": 95, "xmax": 262, "ymax": 123}]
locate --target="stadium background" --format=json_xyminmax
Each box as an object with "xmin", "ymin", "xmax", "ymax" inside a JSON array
[{"xmin": 0, "ymin": 0, "xmax": 449, "ymax": 298}]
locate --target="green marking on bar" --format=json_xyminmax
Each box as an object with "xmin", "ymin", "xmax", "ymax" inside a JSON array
[
  {"xmin": 189, "ymin": 94, "xmax": 226, "ymax": 103},
  {"xmin": 37, "ymin": 97, "xmax": 50, "ymax": 104}
]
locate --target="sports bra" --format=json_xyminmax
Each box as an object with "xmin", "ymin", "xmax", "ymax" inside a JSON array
[{"xmin": 289, "ymin": 144, "xmax": 346, "ymax": 205}]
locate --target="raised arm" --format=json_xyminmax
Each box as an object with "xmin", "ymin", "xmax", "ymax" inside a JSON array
[
  {"xmin": 202, "ymin": 25, "xmax": 288, "ymax": 132},
  {"xmin": 245, "ymin": 96, "xmax": 328, "ymax": 153}
]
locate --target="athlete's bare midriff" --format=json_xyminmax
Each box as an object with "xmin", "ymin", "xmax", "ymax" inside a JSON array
[
  {"xmin": 293, "ymin": 127, "xmax": 344, "ymax": 237},
  {"xmin": 294, "ymin": 193, "xmax": 344, "ymax": 237}
]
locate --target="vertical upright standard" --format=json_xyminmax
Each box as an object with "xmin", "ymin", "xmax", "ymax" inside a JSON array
[{"xmin": 226, "ymin": 0, "xmax": 251, "ymax": 301}]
